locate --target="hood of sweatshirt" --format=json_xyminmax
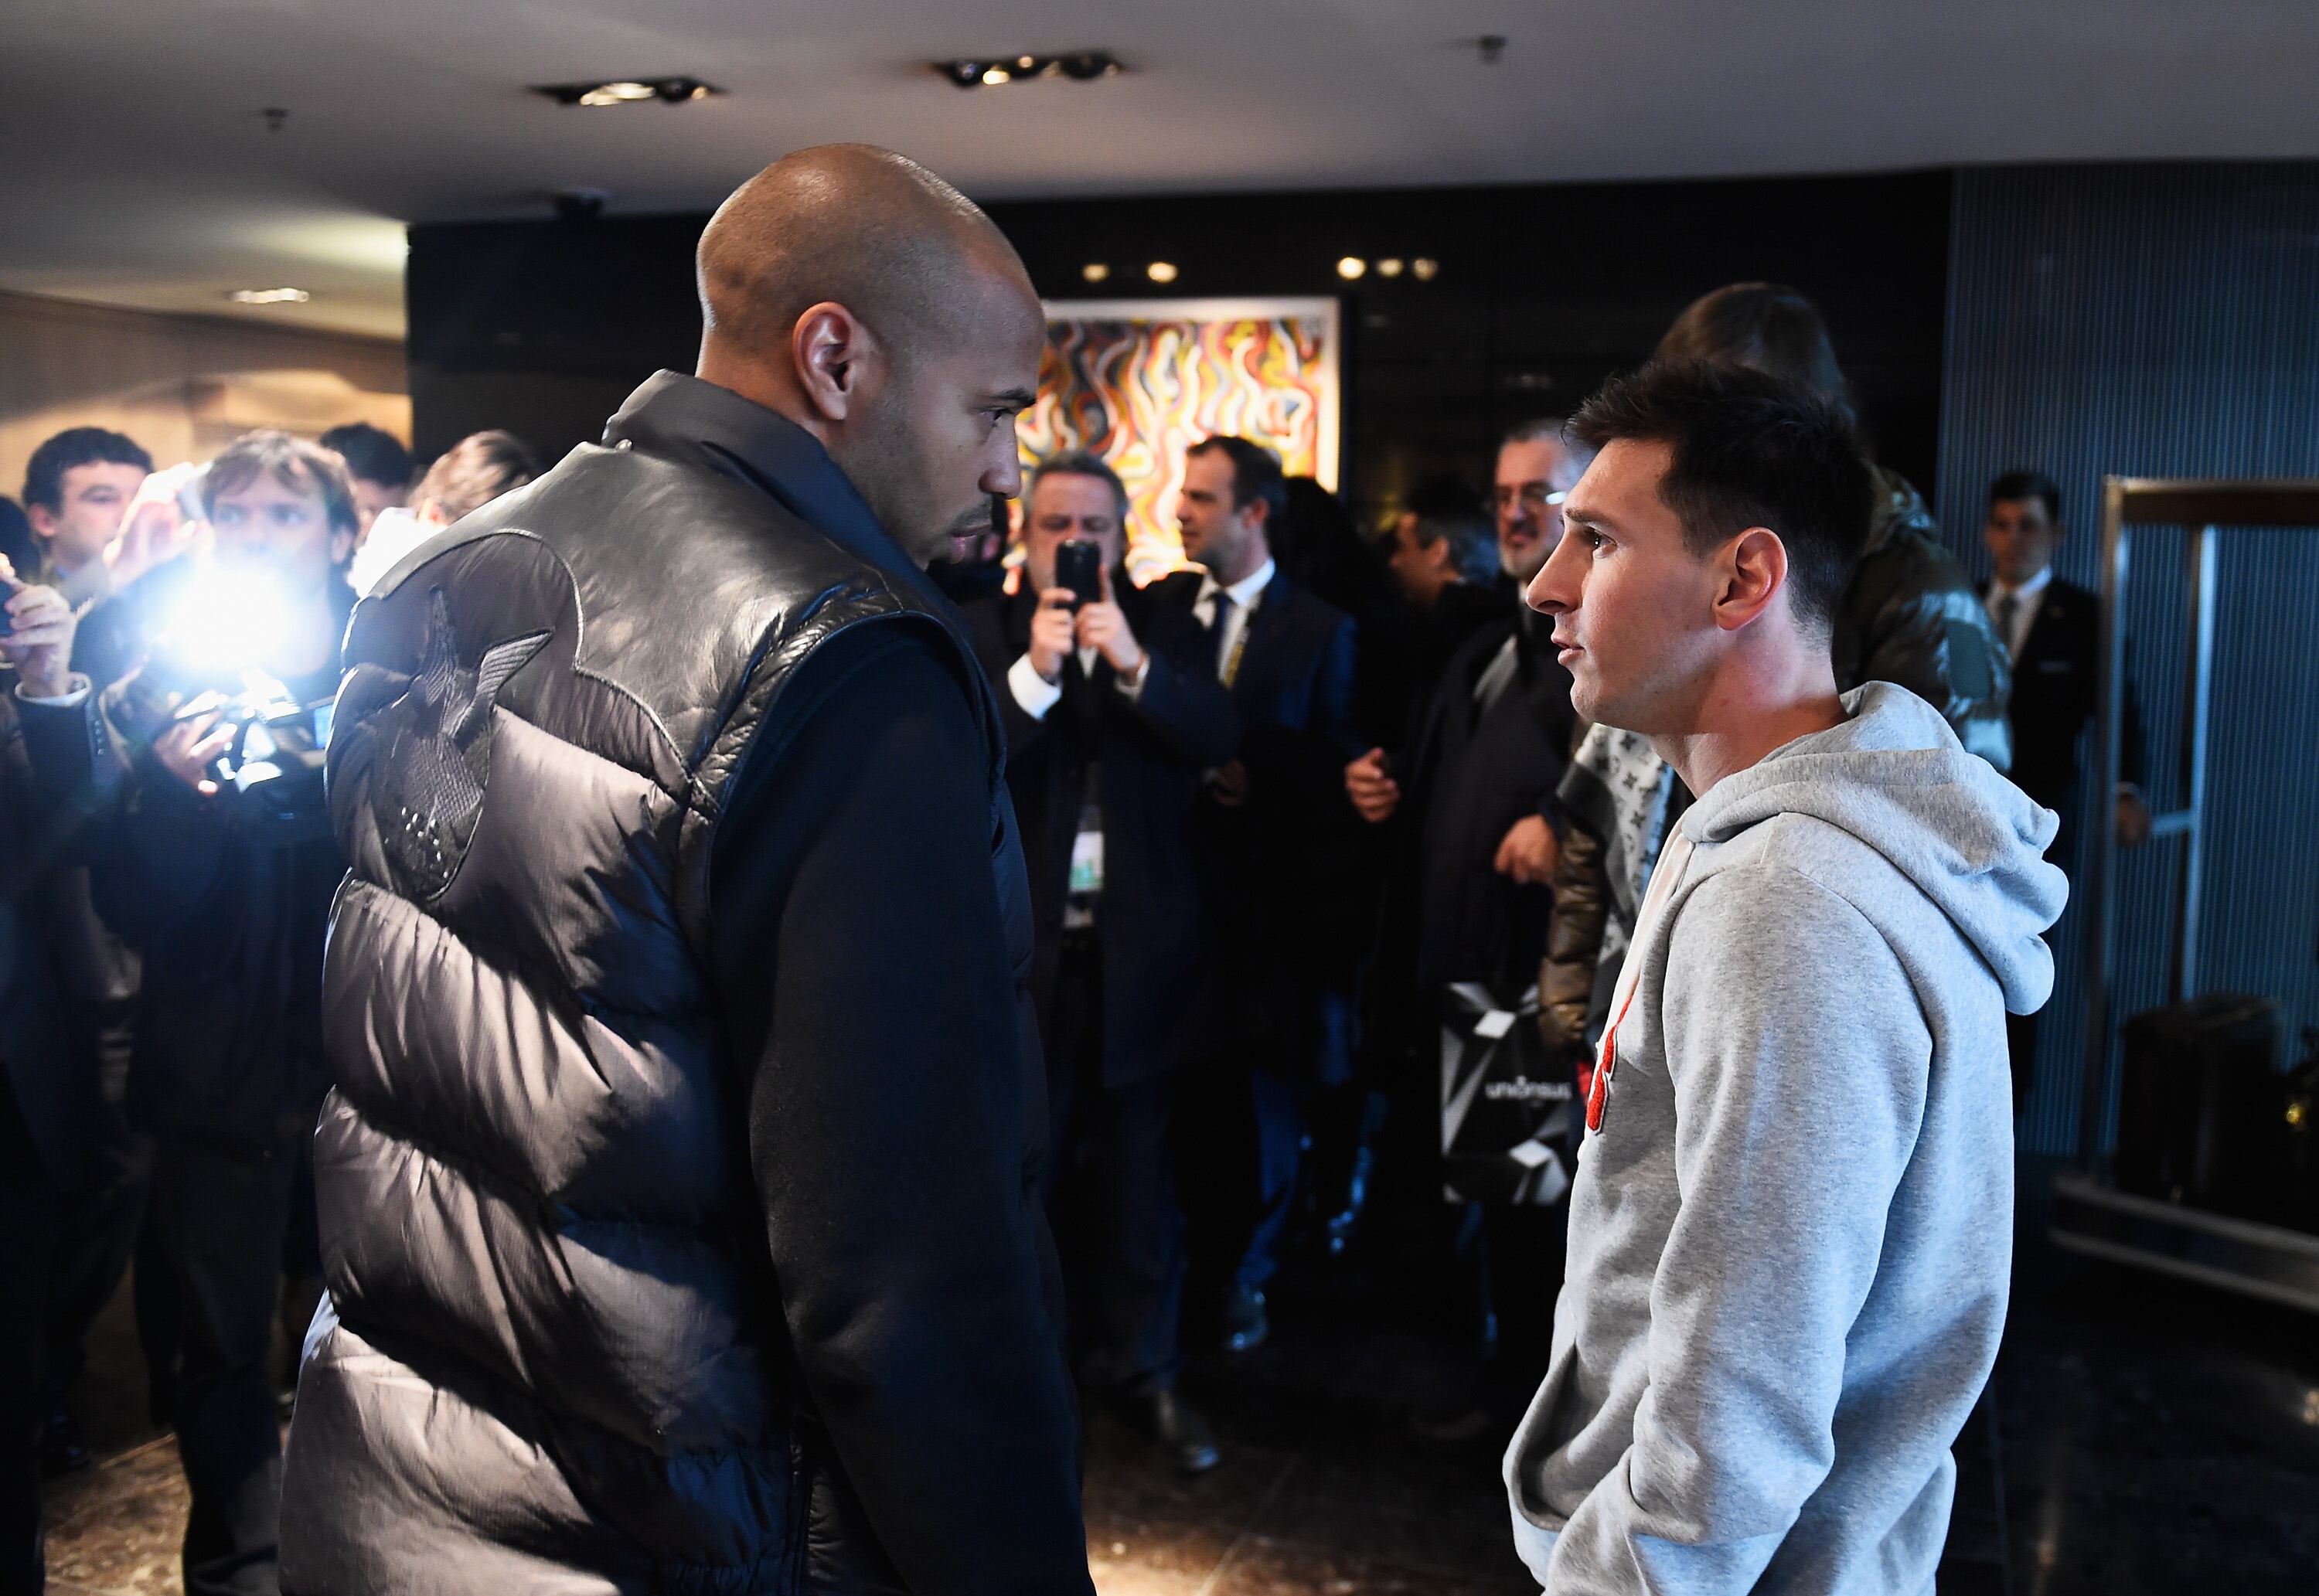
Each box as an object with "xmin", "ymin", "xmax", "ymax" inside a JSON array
[{"xmin": 1682, "ymin": 682, "xmax": 2069, "ymax": 1014}]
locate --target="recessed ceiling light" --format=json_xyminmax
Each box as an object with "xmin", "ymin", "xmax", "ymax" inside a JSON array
[
  {"xmin": 1146, "ymin": 261, "xmax": 1178, "ymax": 284},
  {"xmin": 1336, "ymin": 257, "xmax": 1367, "ymax": 281},
  {"xmin": 1411, "ymin": 257, "xmax": 1440, "ymax": 281},
  {"xmin": 533, "ymin": 77, "xmax": 723, "ymax": 107},
  {"xmin": 935, "ymin": 51, "xmax": 1124, "ymax": 89},
  {"xmin": 1376, "ymin": 258, "xmax": 1405, "ymax": 278},
  {"xmin": 227, "ymin": 288, "xmax": 309, "ymax": 305},
  {"xmin": 1082, "ymin": 263, "xmax": 1111, "ymax": 283}
]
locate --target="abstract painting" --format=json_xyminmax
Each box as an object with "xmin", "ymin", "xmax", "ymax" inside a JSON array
[{"xmin": 1020, "ymin": 297, "xmax": 1341, "ymax": 581}]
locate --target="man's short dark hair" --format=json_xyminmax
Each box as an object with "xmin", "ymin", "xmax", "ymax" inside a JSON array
[
  {"xmin": 414, "ymin": 430, "xmax": 539, "ymax": 525},
  {"xmin": 22, "ymin": 427, "xmax": 153, "ymax": 512},
  {"xmin": 1988, "ymin": 468, "xmax": 2062, "ymax": 524},
  {"xmin": 1569, "ymin": 359, "xmax": 1872, "ymax": 631},
  {"xmin": 318, "ymin": 422, "xmax": 414, "ymax": 491},
  {"xmin": 1187, "ymin": 436, "xmax": 1288, "ymax": 527},
  {"xmin": 1656, "ymin": 284, "xmax": 1854, "ymax": 428},
  {"xmin": 203, "ymin": 430, "xmax": 361, "ymax": 538},
  {"xmin": 1028, "ymin": 451, "xmax": 1129, "ymax": 526},
  {"xmin": 1393, "ymin": 475, "xmax": 1497, "ymax": 584}
]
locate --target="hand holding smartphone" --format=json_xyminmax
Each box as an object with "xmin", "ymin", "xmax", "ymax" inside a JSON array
[{"xmin": 1054, "ymin": 539, "xmax": 1103, "ymax": 610}]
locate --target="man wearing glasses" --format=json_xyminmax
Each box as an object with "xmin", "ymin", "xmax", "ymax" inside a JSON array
[{"xmin": 1341, "ymin": 421, "xmax": 1587, "ymax": 1387}]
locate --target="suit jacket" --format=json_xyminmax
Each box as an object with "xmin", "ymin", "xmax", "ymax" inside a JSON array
[
  {"xmin": 1152, "ymin": 567, "xmax": 1362, "ymax": 1042},
  {"xmin": 1984, "ymin": 575, "xmax": 2144, "ymax": 863},
  {"xmin": 965, "ymin": 575, "xmax": 1241, "ymax": 1087},
  {"xmin": 1401, "ymin": 606, "xmax": 1578, "ymax": 990}
]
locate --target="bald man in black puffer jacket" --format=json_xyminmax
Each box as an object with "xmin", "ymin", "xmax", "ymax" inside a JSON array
[{"xmin": 281, "ymin": 147, "xmax": 1093, "ymax": 1596}]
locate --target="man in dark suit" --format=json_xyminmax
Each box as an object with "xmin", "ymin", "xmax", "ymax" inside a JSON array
[
  {"xmin": 962, "ymin": 453, "xmax": 1240, "ymax": 1473},
  {"xmin": 1160, "ymin": 436, "xmax": 1361, "ymax": 1353},
  {"xmin": 1983, "ymin": 468, "xmax": 2147, "ymax": 1111}
]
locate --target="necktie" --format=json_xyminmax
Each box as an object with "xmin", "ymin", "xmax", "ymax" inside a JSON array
[
  {"xmin": 1213, "ymin": 592, "xmax": 1248, "ymax": 687},
  {"xmin": 1996, "ymin": 593, "xmax": 2021, "ymax": 660}
]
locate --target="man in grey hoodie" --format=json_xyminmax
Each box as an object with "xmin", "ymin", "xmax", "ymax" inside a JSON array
[{"xmin": 1502, "ymin": 359, "xmax": 2068, "ymax": 1594}]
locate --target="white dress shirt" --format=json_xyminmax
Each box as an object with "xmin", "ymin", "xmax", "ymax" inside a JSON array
[
  {"xmin": 1190, "ymin": 556, "xmax": 1275, "ymax": 684},
  {"xmin": 1008, "ymin": 634, "xmax": 1149, "ymax": 721},
  {"xmin": 13, "ymin": 672, "xmax": 91, "ymax": 709},
  {"xmin": 1984, "ymin": 563, "xmax": 2052, "ymax": 662}
]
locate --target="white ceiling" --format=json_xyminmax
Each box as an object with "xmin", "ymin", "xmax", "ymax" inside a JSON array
[{"xmin": 4, "ymin": 0, "xmax": 2316, "ymax": 340}]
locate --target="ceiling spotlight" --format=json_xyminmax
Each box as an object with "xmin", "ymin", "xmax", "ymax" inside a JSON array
[
  {"xmin": 1146, "ymin": 261, "xmax": 1179, "ymax": 284},
  {"xmin": 228, "ymin": 288, "xmax": 309, "ymax": 305},
  {"xmin": 1082, "ymin": 263, "xmax": 1111, "ymax": 283},
  {"xmin": 1411, "ymin": 257, "xmax": 1440, "ymax": 281},
  {"xmin": 935, "ymin": 50, "xmax": 1124, "ymax": 89},
  {"xmin": 1376, "ymin": 258, "xmax": 1405, "ymax": 278},
  {"xmin": 1336, "ymin": 257, "xmax": 1367, "ymax": 281},
  {"xmin": 533, "ymin": 77, "xmax": 723, "ymax": 107}
]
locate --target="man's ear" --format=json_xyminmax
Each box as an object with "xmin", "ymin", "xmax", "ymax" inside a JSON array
[
  {"xmin": 24, "ymin": 505, "xmax": 56, "ymax": 543},
  {"xmin": 1714, "ymin": 526, "xmax": 1789, "ymax": 633},
  {"xmin": 791, "ymin": 301, "xmax": 881, "ymax": 424}
]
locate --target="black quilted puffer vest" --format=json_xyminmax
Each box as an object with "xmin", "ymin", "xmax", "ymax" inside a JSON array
[{"xmin": 278, "ymin": 436, "xmax": 1023, "ymax": 1595}]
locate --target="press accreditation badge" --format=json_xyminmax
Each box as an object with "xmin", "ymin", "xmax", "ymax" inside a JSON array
[{"xmin": 1068, "ymin": 827, "xmax": 1104, "ymax": 897}]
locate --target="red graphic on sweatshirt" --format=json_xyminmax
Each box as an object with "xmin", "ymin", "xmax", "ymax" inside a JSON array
[{"xmin": 1588, "ymin": 980, "xmax": 1642, "ymax": 1135}]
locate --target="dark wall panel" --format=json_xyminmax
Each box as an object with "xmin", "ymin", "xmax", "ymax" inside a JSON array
[
  {"xmin": 405, "ymin": 171, "xmax": 1951, "ymax": 514},
  {"xmin": 1934, "ymin": 163, "xmax": 2319, "ymax": 1157}
]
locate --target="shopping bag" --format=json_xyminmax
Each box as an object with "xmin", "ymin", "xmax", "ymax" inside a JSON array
[{"xmin": 1439, "ymin": 980, "xmax": 1574, "ymax": 1206}]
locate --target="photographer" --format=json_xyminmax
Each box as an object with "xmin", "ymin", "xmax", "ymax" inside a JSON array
[
  {"xmin": 2, "ymin": 565, "xmax": 85, "ymax": 1594},
  {"xmin": 961, "ymin": 454, "xmax": 1240, "ymax": 1473},
  {"xmin": 18, "ymin": 430, "xmax": 354, "ymax": 1596}
]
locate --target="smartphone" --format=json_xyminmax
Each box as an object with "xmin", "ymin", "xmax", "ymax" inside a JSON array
[{"xmin": 1054, "ymin": 539, "xmax": 1103, "ymax": 609}]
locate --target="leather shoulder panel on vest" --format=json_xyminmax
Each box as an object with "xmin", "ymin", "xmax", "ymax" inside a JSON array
[{"xmin": 410, "ymin": 445, "xmax": 925, "ymax": 788}]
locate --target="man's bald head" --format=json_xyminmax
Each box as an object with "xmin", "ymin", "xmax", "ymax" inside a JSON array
[
  {"xmin": 693, "ymin": 145, "xmax": 1047, "ymax": 570},
  {"xmin": 698, "ymin": 143, "xmax": 1036, "ymax": 369}
]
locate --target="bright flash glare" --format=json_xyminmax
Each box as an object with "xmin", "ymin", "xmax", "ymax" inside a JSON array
[{"xmin": 159, "ymin": 567, "xmax": 295, "ymax": 675}]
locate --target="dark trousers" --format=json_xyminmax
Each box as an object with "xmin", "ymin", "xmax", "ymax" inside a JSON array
[
  {"xmin": 147, "ymin": 1138, "xmax": 298, "ymax": 1596},
  {"xmin": 1185, "ymin": 982, "xmax": 1362, "ymax": 1295},
  {"xmin": 1045, "ymin": 933, "xmax": 1187, "ymax": 1397},
  {"xmin": 1179, "ymin": 1039, "xmax": 1307, "ymax": 1300},
  {"xmin": 0, "ymin": 1092, "xmax": 58, "ymax": 1596},
  {"xmin": 43, "ymin": 1001, "xmax": 150, "ymax": 1413}
]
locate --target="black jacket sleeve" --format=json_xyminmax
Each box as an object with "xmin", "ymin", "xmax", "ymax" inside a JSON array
[
  {"xmin": 709, "ymin": 622, "xmax": 1091, "ymax": 1596},
  {"xmin": 1119, "ymin": 647, "xmax": 1239, "ymax": 768},
  {"xmin": 16, "ymin": 690, "xmax": 237, "ymax": 958}
]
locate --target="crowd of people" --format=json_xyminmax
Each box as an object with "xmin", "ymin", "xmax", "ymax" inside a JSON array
[{"xmin": 0, "ymin": 145, "xmax": 2123, "ymax": 1596}]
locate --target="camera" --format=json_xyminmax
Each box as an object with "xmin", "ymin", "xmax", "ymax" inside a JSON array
[{"xmin": 99, "ymin": 557, "xmax": 334, "ymax": 824}]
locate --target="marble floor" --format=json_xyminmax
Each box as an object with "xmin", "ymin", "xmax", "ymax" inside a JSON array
[{"xmin": 36, "ymin": 1157, "xmax": 2319, "ymax": 1594}]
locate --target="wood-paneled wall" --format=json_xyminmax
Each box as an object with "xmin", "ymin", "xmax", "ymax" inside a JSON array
[{"xmin": 0, "ymin": 291, "xmax": 408, "ymax": 505}]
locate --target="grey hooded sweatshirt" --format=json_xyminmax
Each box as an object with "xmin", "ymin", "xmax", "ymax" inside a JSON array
[{"xmin": 1503, "ymin": 682, "xmax": 2068, "ymax": 1594}]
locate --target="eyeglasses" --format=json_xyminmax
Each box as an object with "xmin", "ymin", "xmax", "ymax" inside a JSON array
[{"xmin": 1494, "ymin": 483, "xmax": 1568, "ymax": 512}]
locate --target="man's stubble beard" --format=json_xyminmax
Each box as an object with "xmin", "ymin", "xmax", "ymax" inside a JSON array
[{"xmin": 829, "ymin": 391, "xmax": 991, "ymax": 570}]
